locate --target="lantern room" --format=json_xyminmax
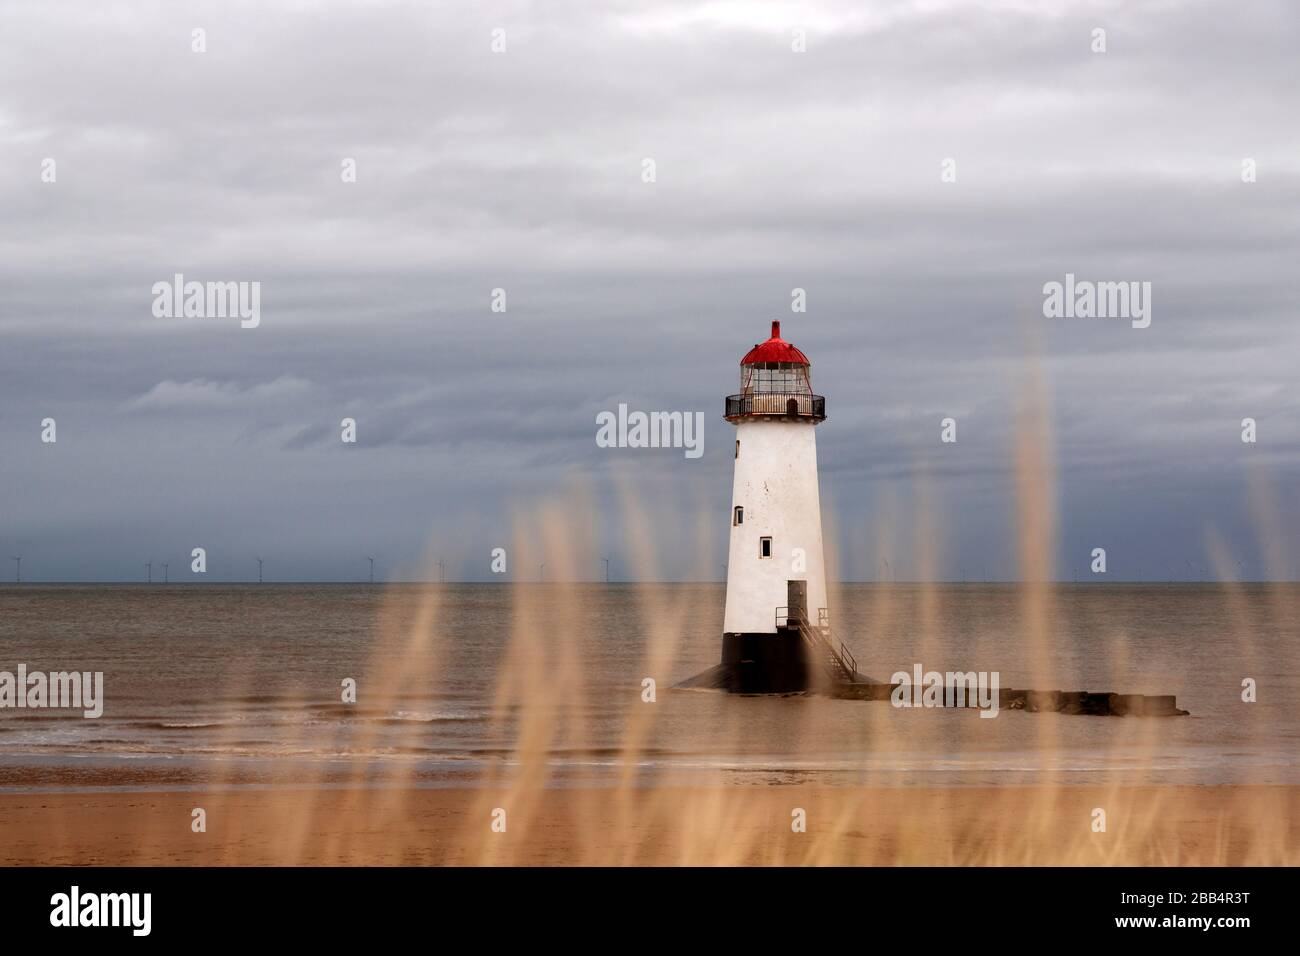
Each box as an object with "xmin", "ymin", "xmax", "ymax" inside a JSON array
[{"xmin": 725, "ymin": 321, "xmax": 826, "ymax": 422}]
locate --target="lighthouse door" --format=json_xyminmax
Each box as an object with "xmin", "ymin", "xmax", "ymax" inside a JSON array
[{"xmin": 786, "ymin": 580, "xmax": 808, "ymax": 626}]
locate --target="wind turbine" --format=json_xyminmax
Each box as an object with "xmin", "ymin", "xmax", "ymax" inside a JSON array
[
  {"xmin": 366, "ymin": 556, "xmax": 375, "ymax": 585},
  {"xmin": 162, "ymin": 561, "xmax": 169, "ymax": 584},
  {"xmin": 256, "ymin": 557, "xmax": 263, "ymax": 584},
  {"xmin": 11, "ymin": 557, "xmax": 20, "ymax": 583},
  {"xmin": 145, "ymin": 560, "xmax": 152, "ymax": 584},
  {"xmin": 602, "ymin": 557, "xmax": 610, "ymax": 583},
  {"xmin": 437, "ymin": 559, "xmax": 445, "ymax": 584}
]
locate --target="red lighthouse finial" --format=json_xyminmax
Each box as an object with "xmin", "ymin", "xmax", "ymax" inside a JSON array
[{"xmin": 740, "ymin": 320, "xmax": 810, "ymax": 366}]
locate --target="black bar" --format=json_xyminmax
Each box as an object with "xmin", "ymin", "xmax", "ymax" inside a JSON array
[{"xmin": 0, "ymin": 866, "xmax": 1284, "ymax": 943}]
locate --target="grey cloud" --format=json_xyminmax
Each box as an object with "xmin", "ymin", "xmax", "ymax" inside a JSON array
[
  {"xmin": 1, "ymin": 0, "xmax": 1297, "ymax": 581},
  {"xmin": 121, "ymin": 376, "xmax": 314, "ymax": 413}
]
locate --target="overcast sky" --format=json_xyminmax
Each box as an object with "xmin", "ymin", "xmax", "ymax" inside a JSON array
[{"xmin": 1, "ymin": 0, "xmax": 1297, "ymax": 582}]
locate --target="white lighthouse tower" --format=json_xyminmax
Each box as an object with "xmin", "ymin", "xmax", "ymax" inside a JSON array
[{"xmin": 714, "ymin": 320, "xmax": 856, "ymax": 693}]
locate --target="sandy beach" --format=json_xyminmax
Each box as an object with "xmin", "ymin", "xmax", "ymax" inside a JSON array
[
  {"xmin": 4, "ymin": 584, "xmax": 1297, "ymax": 868},
  {"xmin": 4, "ymin": 784, "xmax": 1296, "ymax": 866}
]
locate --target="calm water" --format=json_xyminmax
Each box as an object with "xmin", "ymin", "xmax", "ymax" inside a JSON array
[{"xmin": 0, "ymin": 583, "xmax": 1296, "ymax": 790}]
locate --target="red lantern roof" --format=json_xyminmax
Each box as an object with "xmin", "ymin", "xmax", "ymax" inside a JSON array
[{"xmin": 741, "ymin": 321, "xmax": 810, "ymax": 366}]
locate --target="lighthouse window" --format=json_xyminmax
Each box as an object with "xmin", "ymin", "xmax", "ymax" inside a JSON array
[
  {"xmin": 759, "ymin": 536, "xmax": 772, "ymax": 558},
  {"xmin": 735, "ymin": 439, "xmax": 740, "ymax": 459},
  {"xmin": 733, "ymin": 506, "xmax": 743, "ymax": 526}
]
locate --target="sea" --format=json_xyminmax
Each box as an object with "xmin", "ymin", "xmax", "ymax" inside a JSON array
[{"xmin": 1, "ymin": 583, "xmax": 1296, "ymax": 791}]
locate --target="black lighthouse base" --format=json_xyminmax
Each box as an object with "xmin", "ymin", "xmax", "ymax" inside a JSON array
[
  {"xmin": 673, "ymin": 628, "xmax": 1188, "ymax": 714},
  {"xmin": 722, "ymin": 630, "xmax": 808, "ymax": 693},
  {"xmin": 676, "ymin": 629, "xmax": 867, "ymax": 694}
]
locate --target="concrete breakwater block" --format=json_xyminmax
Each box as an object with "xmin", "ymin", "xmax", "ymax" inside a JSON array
[
  {"xmin": 833, "ymin": 682, "xmax": 900, "ymax": 702},
  {"xmin": 679, "ymin": 671, "xmax": 1187, "ymax": 715},
  {"xmin": 1109, "ymin": 693, "xmax": 1186, "ymax": 716},
  {"xmin": 952, "ymin": 685, "xmax": 1187, "ymax": 716},
  {"xmin": 1008, "ymin": 688, "xmax": 1186, "ymax": 716},
  {"xmin": 1059, "ymin": 692, "xmax": 1111, "ymax": 715},
  {"xmin": 999, "ymin": 688, "xmax": 1028, "ymax": 709},
  {"xmin": 1025, "ymin": 690, "xmax": 1062, "ymax": 712}
]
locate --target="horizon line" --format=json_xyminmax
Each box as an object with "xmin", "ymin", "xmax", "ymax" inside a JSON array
[{"xmin": 1, "ymin": 579, "xmax": 1294, "ymax": 586}]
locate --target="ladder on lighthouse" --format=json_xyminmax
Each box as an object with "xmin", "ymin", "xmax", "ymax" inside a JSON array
[{"xmin": 775, "ymin": 606, "xmax": 858, "ymax": 686}]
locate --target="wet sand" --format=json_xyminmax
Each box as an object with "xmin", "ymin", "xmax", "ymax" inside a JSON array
[{"xmin": 2, "ymin": 784, "xmax": 1295, "ymax": 866}]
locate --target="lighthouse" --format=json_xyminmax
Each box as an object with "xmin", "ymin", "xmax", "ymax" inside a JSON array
[
  {"xmin": 675, "ymin": 322, "xmax": 1183, "ymax": 716},
  {"xmin": 710, "ymin": 321, "xmax": 859, "ymax": 693}
]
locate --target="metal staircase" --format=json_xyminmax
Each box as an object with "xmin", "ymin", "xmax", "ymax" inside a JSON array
[{"xmin": 775, "ymin": 606, "xmax": 857, "ymax": 686}]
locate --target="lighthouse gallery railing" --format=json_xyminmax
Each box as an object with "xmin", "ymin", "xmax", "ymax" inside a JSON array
[{"xmin": 725, "ymin": 393, "xmax": 825, "ymax": 421}]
